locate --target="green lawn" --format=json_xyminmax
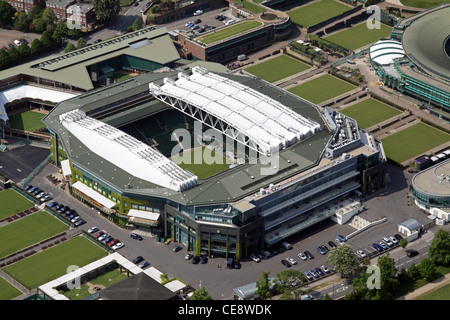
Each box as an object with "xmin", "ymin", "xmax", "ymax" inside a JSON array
[
  {"xmin": 400, "ymin": 0, "xmax": 449, "ymax": 8},
  {"xmin": 324, "ymin": 22, "xmax": 392, "ymax": 50},
  {"xmin": 381, "ymin": 122, "xmax": 450, "ymax": 164},
  {"xmin": 0, "ymin": 211, "xmax": 69, "ymax": 259},
  {"xmin": 339, "ymin": 98, "xmax": 402, "ymax": 129},
  {"xmin": 415, "ymin": 281, "xmax": 450, "ymax": 300},
  {"xmin": 0, "ymin": 277, "xmax": 22, "ymax": 300},
  {"xmin": 287, "ymin": 74, "xmax": 356, "ymax": 104},
  {"xmin": 288, "ymin": 0, "xmax": 353, "ymax": 27},
  {"xmin": 2, "ymin": 236, "xmax": 108, "ymax": 290},
  {"xmin": 171, "ymin": 146, "xmax": 231, "ymax": 179},
  {"xmin": 245, "ymin": 55, "xmax": 312, "ymax": 83},
  {"xmin": 198, "ymin": 21, "xmax": 262, "ymax": 44},
  {"xmin": 0, "ymin": 189, "xmax": 34, "ymax": 220},
  {"xmin": 8, "ymin": 110, "xmax": 46, "ymax": 132}
]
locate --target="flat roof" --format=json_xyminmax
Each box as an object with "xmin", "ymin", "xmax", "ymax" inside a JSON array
[
  {"xmin": 402, "ymin": 5, "xmax": 450, "ymax": 82},
  {"xmin": 412, "ymin": 159, "xmax": 450, "ymax": 198}
]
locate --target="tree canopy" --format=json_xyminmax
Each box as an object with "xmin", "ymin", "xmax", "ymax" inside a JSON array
[
  {"xmin": 326, "ymin": 244, "xmax": 360, "ymax": 278},
  {"xmin": 92, "ymin": 0, "xmax": 121, "ymax": 23}
]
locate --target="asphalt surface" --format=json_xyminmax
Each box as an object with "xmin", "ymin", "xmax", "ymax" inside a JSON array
[{"xmin": 22, "ymin": 159, "xmax": 441, "ymax": 300}]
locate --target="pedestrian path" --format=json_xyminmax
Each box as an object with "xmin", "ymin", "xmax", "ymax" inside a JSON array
[{"xmin": 397, "ymin": 272, "xmax": 450, "ymax": 300}]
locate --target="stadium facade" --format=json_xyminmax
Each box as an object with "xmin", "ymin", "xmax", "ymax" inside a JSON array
[
  {"xmin": 370, "ymin": 3, "xmax": 450, "ymax": 123},
  {"xmin": 0, "ymin": 25, "xmax": 386, "ymax": 260},
  {"xmin": 43, "ymin": 65, "xmax": 386, "ymax": 260}
]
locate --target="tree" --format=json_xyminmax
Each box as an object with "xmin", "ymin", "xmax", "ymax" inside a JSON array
[
  {"xmin": 32, "ymin": 17, "xmax": 47, "ymax": 33},
  {"xmin": 28, "ymin": 5, "xmax": 43, "ymax": 21},
  {"xmin": 0, "ymin": 0, "xmax": 16, "ymax": 26},
  {"xmin": 132, "ymin": 18, "xmax": 142, "ymax": 31},
  {"xmin": 407, "ymin": 263, "xmax": 421, "ymax": 281},
  {"xmin": 6, "ymin": 46, "xmax": 20, "ymax": 64},
  {"xmin": 273, "ymin": 269, "xmax": 306, "ymax": 300},
  {"xmin": 40, "ymin": 31, "xmax": 54, "ymax": 49},
  {"xmin": 159, "ymin": 0, "xmax": 175, "ymax": 14},
  {"xmin": 17, "ymin": 42, "xmax": 32, "ymax": 59},
  {"xmin": 31, "ymin": 38, "xmax": 44, "ymax": 55},
  {"xmin": 52, "ymin": 30, "xmax": 63, "ymax": 47},
  {"xmin": 92, "ymin": 0, "xmax": 121, "ymax": 24},
  {"xmin": 255, "ymin": 271, "xmax": 272, "ymax": 300},
  {"xmin": 55, "ymin": 20, "xmax": 69, "ymax": 38},
  {"xmin": 42, "ymin": 7, "xmax": 57, "ymax": 25},
  {"xmin": 14, "ymin": 12, "xmax": 31, "ymax": 32},
  {"xmin": 429, "ymin": 229, "xmax": 450, "ymax": 266},
  {"xmin": 76, "ymin": 37, "xmax": 87, "ymax": 49},
  {"xmin": 400, "ymin": 238, "xmax": 408, "ymax": 250},
  {"xmin": 326, "ymin": 244, "xmax": 360, "ymax": 278},
  {"xmin": 64, "ymin": 42, "xmax": 76, "ymax": 53},
  {"xmin": 190, "ymin": 287, "xmax": 213, "ymax": 300},
  {"xmin": 419, "ymin": 258, "xmax": 437, "ymax": 281},
  {"xmin": 377, "ymin": 254, "xmax": 399, "ymax": 299},
  {"xmin": 0, "ymin": 49, "xmax": 11, "ymax": 69}
]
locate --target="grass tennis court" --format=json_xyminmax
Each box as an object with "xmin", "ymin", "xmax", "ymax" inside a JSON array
[
  {"xmin": 198, "ymin": 21, "xmax": 262, "ymax": 45},
  {"xmin": 287, "ymin": 74, "xmax": 356, "ymax": 104},
  {"xmin": 287, "ymin": 0, "xmax": 353, "ymax": 27},
  {"xmin": 0, "ymin": 211, "xmax": 69, "ymax": 259},
  {"xmin": 171, "ymin": 146, "xmax": 231, "ymax": 179},
  {"xmin": 324, "ymin": 22, "xmax": 392, "ymax": 50},
  {"xmin": 0, "ymin": 277, "xmax": 22, "ymax": 300},
  {"xmin": 381, "ymin": 122, "xmax": 450, "ymax": 164},
  {"xmin": 8, "ymin": 110, "xmax": 46, "ymax": 132},
  {"xmin": 2, "ymin": 236, "xmax": 108, "ymax": 290},
  {"xmin": 0, "ymin": 189, "xmax": 34, "ymax": 220},
  {"xmin": 245, "ymin": 55, "xmax": 312, "ymax": 83},
  {"xmin": 339, "ymin": 98, "xmax": 402, "ymax": 129}
]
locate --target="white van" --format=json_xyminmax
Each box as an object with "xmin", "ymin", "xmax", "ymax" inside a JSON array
[
  {"xmin": 224, "ymin": 19, "xmax": 235, "ymax": 26},
  {"xmin": 282, "ymin": 241, "xmax": 292, "ymax": 250}
]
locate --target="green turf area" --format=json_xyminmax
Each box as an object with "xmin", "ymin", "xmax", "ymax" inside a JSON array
[
  {"xmin": 240, "ymin": 0, "xmax": 265, "ymax": 13},
  {"xmin": 415, "ymin": 281, "xmax": 450, "ymax": 300},
  {"xmin": 2, "ymin": 236, "xmax": 108, "ymax": 290},
  {"xmin": 339, "ymin": 98, "xmax": 402, "ymax": 129},
  {"xmin": 287, "ymin": 0, "xmax": 352, "ymax": 27},
  {"xmin": 0, "ymin": 277, "xmax": 22, "ymax": 300},
  {"xmin": 198, "ymin": 21, "xmax": 262, "ymax": 44},
  {"xmin": 171, "ymin": 146, "xmax": 231, "ymax": 179},
  {"xmin": 287, "ymin": 74, "xmax": 356, "ymax": 104},
  {"xmin": 400, "ymin": 0, "xmax": 449, "ymax": 8},
  {"xmin": 8, "ymin": 110, "xmax": 46, "ymax": 132},
  {"xmin": 0, "ymin": 211, "xmax": 69, "ymax": 259},
  {"xmin": 63, "ymin": 268, "xmax": 128, "ymax": 300},
  {"xmin": 381, "ymin": 122, "xmax": 450, "ymax": 164},
  {"xmin": 324, "ymin": 22, "xmax": 392, "ymax": 50},
  {"xmin": 0, "ymin": 189, "xmax": 34, "ymax": 220},
  {"xmin": 245, "ymin": 55, "xmax": 312, "ymax": 83}
]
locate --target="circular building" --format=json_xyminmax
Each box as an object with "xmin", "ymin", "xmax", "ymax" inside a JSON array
[
  {"xmin": 401, "ymin": 5, "xmax": 450, "ymax": 82},
  {"xmin": 412, "ymin": 159, "xmax": 450, "ymax": 222}
]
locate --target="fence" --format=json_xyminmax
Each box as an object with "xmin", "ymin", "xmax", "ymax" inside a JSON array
[{"xmin": 22, "ymin": 153, "xmax": 51, "ymax": 188}]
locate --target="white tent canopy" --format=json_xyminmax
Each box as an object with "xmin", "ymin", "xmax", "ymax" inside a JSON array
[
  {"xmin": 369, "ymin": 40, "xmax": 405, "ymax": 66},
  {"xmin": 72, "ymin": 181, "xmax": 117, "ymax": 209}
]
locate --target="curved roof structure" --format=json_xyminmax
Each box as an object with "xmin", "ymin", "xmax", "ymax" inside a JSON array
[
  {"xmin": 402, "ymin": 5, "xmax": 450, "ymax": 82},
  {"xmin": 149, "ymin": 66, "xmax": 321, "ymax": 156},
  {"xmin": 369, "ymin": 40, "xmax": 405, "ymax": 66},
  {"xmin": 59, "ymin": 109, "xmax": 198, "ymax": 192}
]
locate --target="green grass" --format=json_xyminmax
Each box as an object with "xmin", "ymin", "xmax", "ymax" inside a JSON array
[
  {"xmin": 245, "ymin": 55, "xmax": 312, "ymax": 83},
  {"xmin": 198, "ymin": 21, "xmax": 262, "ymax": 45},
  {"xmin": 287, "ymin": 0, "xmax": 353, "ymax": 27},
  {"xmin": 114, "ymin": 73, "xmax": 133, "ymax": 82},
  {"xmin": 415, "ymin": 281, "xmax": 450, "ymax": 300},
  {"xmin": 63, "ymin": 268, "xmax": 128, "ymax": 300},
  {"xmin": 0, "ymin": 211, "xmax": 69, "ymax": 259},
  {"xmin": 0, "ymin": 277, "xmax": 22, "ymax": 300},
  {"xmin": 381, "ymin": 122, "xmax": 450, "ymax": 164},
  {"xmin": 0, "ymin": 189, "xmax": 34, "ymax": 220},
  {"xmin": 171, "ymin": 146, "xmax": 231, "ymax": 179},
  {"xmin": 287, "ymin": 74, "xmax": 356, "ymax": 104},
  {"xmin": 8, "ymin": 110, "xmax": 46, "ymax": 132},
  {"xmin": 400, "ymin": 0, "xmax": 449, "ymax": 8},
  {"xmin": 2, "ymin": 236, "xmax": 108, "ymax": 290},
  {"xmin": 339, "ymin": 98, "xmax": 402, "ymax": 129},
  {"xmin": 240, "ymin": 0, "xmax": 266, "ymax": 13},
  {"xmin": 324, "ymin": 22, "xmax": 392, "ymax": 50}
]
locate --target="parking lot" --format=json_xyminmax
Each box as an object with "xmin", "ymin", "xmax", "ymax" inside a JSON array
[{"xmin": 22, "ymin": 160, "xmax": 436, "ymax": 299}]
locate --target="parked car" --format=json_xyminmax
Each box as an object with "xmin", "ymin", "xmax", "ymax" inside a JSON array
[
  {"xmin": 194, "ymin": 19, "xmax": 201, "ymax": 24},
  {"xmin": 70, "ymin": 215, "xmax": 81, "ymax": 223},
  {"xmin": 41, "ymin": 195, "xmax": 51, "ymax": 202},
  {"xmin": 200, "ymin": 256, "xmax": 208, "ymax": 264},
  {"xmin": 356, "ymin": 250, "xmax": 367, "ymax": 258},
  {"xmin": 193, "ymin": 9, "xmax": 203, "ymax": 16},
  {"xmin": 303, "ymin": 271, "xmax": 312, "ymax": 280},
  {"xmin": 315, "ymin": 267, "xmax": 324, "ymax": 276},
  {"xmin": 281, "ymin": 259, "xmax": 291, "ymax": 268},
  {"xmin": 88, "ymin": 226, "xmax": 99, "ymax": 234},
  {"xmin": 309, "ymin": 269, "xmax": 319, "ymax": 278},
  {"xmin": 25, "ymin": 185, "xmax": 33, "ymax": 191},
  {"xmin": 389, "ymin": 236, "xmax": 398, "ymax": 245},
  {"xmin": 138, "ymin": 260, "xmax": 150, "ymax": 268},
  {"xmin": 94, "ymin": 231, "xmax": 104, "ymax": 238},
  {"xmin": 336, "ymin": 235, "xmax": 347, "ymax": 242},
  {"xmin": 108, "ymin": 239, "xmax": 120, "ymax": 247},
  {"xmin": 328, "ymin": 241, "xmax": 337, "ymax": 248},
  {"xmin": 406, "ymin": 249, "xmax": 419, "ymax": 258},
  {"xmin": 304, "ymin": 251, "xmax": 314, "ymax": 259},
  {"xmin": 164, "ymin": 238, "xmax": 172, "ymax": 245},
  {"xmin": 321, "ymin": 265, "xmax": 330, "ymax": 273},
  {"xmin": 382, "ymin": 237, "xmax": 393, "ymax": 247},
  {"xmin": 48, "ymin": 201, "xmax": 59, "ymax": 208},
  {"xmin": 286, "ymin": 257, "xmax": 297, "ymax": 265},
  {"xmin": 298, "ymin": 252, "xmax": 307, "ymax": 260},
  {"xmin": 192, "ymin": 256, "xmax": 200, "ymax": 264},
  {"xmin": 112, "ymin": 242, "xmax": 124, "ymax": 250},
  {"xmin": 98, "ymin": 233, "xmax": 109, "ymax": 241},
  {"xmin": 249, "ymin": 253, "xmax": 260, "ymax": 263},
  {"xmin": 172, "ymin": 245, "xmax": 182, "ymax": 252},
  {"xmin": 372, "ymin": 243, "xmax": 383, "ymax": 252},
  {"xmin": 185, "ymin": 253, "xmax": 193, "ymax": 260},
  {"xmin": 74, "ymin": 219, "xmax": 85, "ymax": 227},
  {"xmin": 316, "ymin": 246, "xmax": 326, "ymax": 255},
  {"xmin": 394, "ymin": 234, "xmax": 403, "ymax": 241},
  {"xmin": 14, "ymin": 40, "xmax": 21, "ymax": 46},
  {"xmin": 132, "ymin": 256, "xmax": 144, "ymax": 264},
  {"xmin": 379, "ymin": 241, "xmax": 389, "ymax": 250},
  {"xmin": 130, "ymin": 233, "xmax": 143, "ymax": 240}
]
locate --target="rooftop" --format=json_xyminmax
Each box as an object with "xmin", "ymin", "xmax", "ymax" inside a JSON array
[{"xmin": 412, "ymin": 159, "xmax": 450, "ymax": 198}]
